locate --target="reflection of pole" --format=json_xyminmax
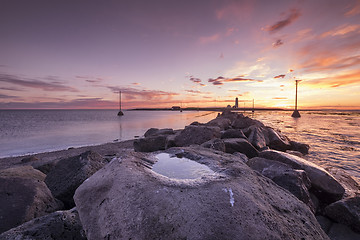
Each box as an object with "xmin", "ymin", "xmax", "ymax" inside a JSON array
[{"xmin": 291, "ymin": 80, "xmax": 301, "ymax": 118}]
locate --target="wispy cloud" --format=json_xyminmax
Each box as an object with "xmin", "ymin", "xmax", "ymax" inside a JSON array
[
  {"xmin": 208, "ymin": 76, "xmax": 263, "ymax": 85},
  {"xmin": 0, "ymin": 87, "xmax": 23, "ymax": 91},
  {"xmin": 303, "ymin": 70, "xmax": 360, "ymax": 88},
  {"xmin": 0, "ymin": 73, "xmax": 78, "ymax": 92},
  {"xmin": 272, "ymin": 39, "xmax": 284, "ymax": 48},
  {"xmin": 272, "ymin": 97, "xmax": 287, "ymax": 100},
  {"xmin": 107, "ymin": 86, "xmax": 179, "ymax": 101},
  {"xmin": 0, "ymin": 93, "xmax": 18, "ymax": 99},
  {"xmin": 274, "ymin": 74, "xmax": 286, "ymax": 78},
  {"xmin": 345, "ymin": 0, "xmax": 360, "ymax": 16},
  {"xmin": 320, "ymin": 24, "xmax": 360, "ymax": 38},
  {"xmin": 76, "ymin": 75, "xmax": 104, "ymax": 83},
  {"xmin": 265, "ymin": 8, "xmax": 301, "ymax": 33}
]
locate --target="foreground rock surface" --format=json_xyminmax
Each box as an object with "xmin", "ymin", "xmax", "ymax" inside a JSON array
[
  {"xmin": 45, "ymin": 151, "xmax": 107, "ymax": 208},
  {"xmin": 0, "ymin": 208, "xmax": 86, "ymax": 240},
  {"xmin": 0, "ymin": 166, "xmax": 63, "ymax": 234},
  {"xmin": 74, "ymin": 147, "xmax": 328, "ymax": 240}
]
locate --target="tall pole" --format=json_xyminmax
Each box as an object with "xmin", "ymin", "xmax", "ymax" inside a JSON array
[
  {"xmin": 291, "ymin": 80, "xmax": 301, "ymax": 118},
  {"xmin": 117, "ymin": 91, "xmax": 124, "ymax": 116}
]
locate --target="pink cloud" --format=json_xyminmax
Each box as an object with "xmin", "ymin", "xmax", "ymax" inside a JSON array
[{"xmin": 265, "ymin": 8, "xmax": 301, "ymax": 33}]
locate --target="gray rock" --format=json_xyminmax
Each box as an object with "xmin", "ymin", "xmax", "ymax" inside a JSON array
[
  {"xmin": 327, "ymin": 223, "xmax": 360, "ymax": 240},
  {"xmin": 232, "ymin": 115, "xmax": 264, "ymax": 129},
  {"xmin": 201, "ymin": 138, "xmax": 226, "ymax": 152},
  {"xmin": 74, "ymin": 147, "xmax": 328, "ymax": 240},
  {"xmin": 247, "ymin": 157, "xmax": 312, "ymax": 209},
  {"xmin": 259, "ymin": 150, "xmax": 345, "ymax": 203},
  {"xmin": 221, "ymin": 128, "xmax": 247, "ymax": 139},
  {"xmin": 0, "ymin": 208, "xmax": 86, "ymax": 240},
  {"xmin": 206, "ymin": 117, "xmax": 231, "ymax": 130},
  {"xmin": 266, "ymin": 127, "xmax": 291, "ymax": 151},
  {"xmin": 45, "ymin": 151, "xmax": 107, "ymax": 208},
  {"xmin": 223, "ymin": 138, "xmax": 259, "ymax": 158},
  {"xmin": 290, "ymin": 141, "xmax": 310, "ymax": 155},
  {"xmin": 246, "ymin": 126, "xmax": 269, "ymax": 150},
  {"xmin": 144, "ymin": 128, "xmax": 175, "ymax": 137},
  {"xmin": 20, "ymin": 156, "xmax": 39, "ymax": 163},
  {"xmin": 0, "ymin": 166, "xmax": 63, "ymax": 234},
  {"xmin": 134, "ymin": 135, "xmax": 167, "ymax": 152},
  {"xmin": 174, "ymin": 125, "xmax": 221, "ymax": 147},
  {"xmin": 325, "ymin": 196, "xmax": 360, "ymax": 232},
  {"xmin": 316, "ymin": 215, "xmax": 333, "ymax": 234}
]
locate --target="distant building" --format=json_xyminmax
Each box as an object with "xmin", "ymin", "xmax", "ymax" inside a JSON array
[
  {"xmin": 235, "ymin": 97, "xmax": 239, "ymax": 108},
  {"xmin": 172, "ymin": 106, "xmax": 181, "ymax": 111}
]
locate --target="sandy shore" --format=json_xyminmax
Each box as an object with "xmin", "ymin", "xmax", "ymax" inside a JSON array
[{"xmin": 0, "ymin": 139, "xmax": 134, "ymax": 170}]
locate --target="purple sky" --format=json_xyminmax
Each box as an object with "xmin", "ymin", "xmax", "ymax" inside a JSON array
[{"xmin": 1, "ymin": 0, "xmax": 360, "ymax": 109}]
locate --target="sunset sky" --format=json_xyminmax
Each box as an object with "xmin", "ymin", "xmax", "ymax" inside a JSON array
[{"xmin": 1, "ymin": 0, "xmax": 360, "ymax": 110}]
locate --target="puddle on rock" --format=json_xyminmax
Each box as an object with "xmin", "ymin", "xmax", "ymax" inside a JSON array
[{"xmin": 152, "ymin": 153, "xmax": 216, "ymax": 179}]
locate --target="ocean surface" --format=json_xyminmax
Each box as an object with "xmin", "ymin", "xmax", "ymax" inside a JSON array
[{"xmin": 0, "ymin": 109, "xmax": 359, "ymax": 181}]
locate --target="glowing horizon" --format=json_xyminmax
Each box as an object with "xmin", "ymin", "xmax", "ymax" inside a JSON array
[{"xmin": 1, "ymin": 0, "xmax": 360, "ymax": 110}]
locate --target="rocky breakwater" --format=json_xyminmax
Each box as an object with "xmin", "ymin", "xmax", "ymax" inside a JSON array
[
  {"xmin": 1, "ymin": 110, "xmax": 360, "ymax": 239},
  {"xmin": 128, "ymin": 110, "xmax": 360, "ymax": 239}
]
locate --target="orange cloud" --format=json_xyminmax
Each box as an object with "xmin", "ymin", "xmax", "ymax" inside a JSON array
[
  {"xmin": 320, "ymin": 24, "xmax": 360, "ymax": 38},
  {"xmin": 208, "ymin": 76, "xmax": 263, "ymax": 85},
  {"xmin": 345, "ymin": 0, "xmax": 360, "ymax": 16},
  {"xmin": 303, "ymin": 70, "xmax": 360, "ymax": 88}
]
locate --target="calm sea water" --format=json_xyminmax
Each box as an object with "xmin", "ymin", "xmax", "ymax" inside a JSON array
[{"xmin": 0, "ymin": 109, "xmax": 359, "ymax": 181}]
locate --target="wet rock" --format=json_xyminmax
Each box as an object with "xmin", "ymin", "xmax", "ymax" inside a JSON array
[
  {"xmin": 266, "ymin": 127, "xmax": 291, "ymax": 151},
  {"xmin": 247, "ymin": 157, "xmax": 293, "ymax": 179},
  {"xmin": 144, "ymin": 128, "xmax": 175, "ymax": 137},
  {"xmin": 0, "ymin": 166, "xmax": 63, "ymax": 234},
  {"xmin": 221, "ymin": 128, "xmax": 247, "ymax": 139},
  {"xmin": 206, "ymin": 117, "xmax": 231, "ymax": 130},
  {"xmin": 134, "ymin": 135, "xmax": 167, "ymax": 152},
  {"xmin": 325, "ymin": 196, "xmax": 360, "ymax": 232},
  {"xmin": 74, "ymin": 147, "xmax": 328, "ymax": 240},
  {"xmin": 290, "ymin": 141, "xmax": 310, "ymax": 155},
  {"xmin": 174, "ymin": 125, "xmax": 221, "ymax": 147},
  {"xmin": 327, "ymin": 223, "xmax": 360, "ymax": 240},
  {"xmin": 233, "ymin": 152, "xmax": 249, "ymax": 163},
  {"xmin": 232, "ymin": 115, "xmax": 264, "ymax": 129},
  {"xmin": 0, "ymin": 208, "xmax": 86, "ymax": 240},
  {"xmin": 326, "ymin": 167, "xmax": 360, "ymax": 198},
  {"xmin": 259, "ymin": 150, "xmax": 345, "ymax": 204},
  {"xmin": 223, "ymin": 138, "xmax": 259, "ymax": 158},
  {"xmin": 45, "ymin": 151, "xmax": 107, "ymax": 209},
  {"xmin": 246, "ymin": 126, "xmax": 269, "ymax": 150},
  {"xmin": 201, "ymin": 138, "xmax": 226, "ymax": 152}
]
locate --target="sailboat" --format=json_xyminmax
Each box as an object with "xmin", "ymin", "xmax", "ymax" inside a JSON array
[{"xmin": 117, "ymin": 91, "xmax": 124, "ymax": 116}]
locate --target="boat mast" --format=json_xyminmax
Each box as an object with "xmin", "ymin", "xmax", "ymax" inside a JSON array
[{"xmin": 117, "ymin": 91, "xmax": 124, "ymax": 116}]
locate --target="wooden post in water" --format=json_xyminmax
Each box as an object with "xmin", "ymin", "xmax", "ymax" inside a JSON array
[
  {"xmin": 117, "ymin": 91, "xmax": 124, "ymax": 116},
  {"xmin": 252, "ymin": 99, "xmax": 255, "ymax": 113},
  {"xmin": 291, "ymin": 80, "xmax": 301, "ymax": 118}
]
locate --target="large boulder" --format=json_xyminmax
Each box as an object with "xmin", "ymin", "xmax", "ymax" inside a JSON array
[
  {"xmin": 134, "ymin": 135, "xmax": 167, "ymax": 152},
  {"xmin": 45, "ymin": 151, "xmax": 107, "ymax": 208},
  {"xmin": 223, "ymin": 138, "xmax": 259, "ymax": 158},
  {"xmin": 0, "ymin": 208, "xmax": 86, "ymax": 240},
  {"xmin": 74, "ymin": 147, "xmax": 328, "ymax": 240},
  {"xmin": 201, "ymin": 138, "xmax": 226, "ymax": 152},
  {"xmin": 174, "ymin": 125, "xmax": 221, "ymax": 147},
  {"xmin": 259, "ymin": 150, "xmax": 345, "ymax": 203},
  {"xmin": 247, "ymin": 157, "xmax": 312, "ymax": 209},
  {"xmin": 232, "ymin": 115, "xmax": 264, "ymax": 129},
  {"xmin": 221, "ymin": 128, "xmax": 247, "ymax": 139},
  {"xmin": 246, "ymin": 126, "xmax": 269, "ymax": 150},
  {"xmin": 206, "ymin": 117, "xmax": 231, "ymax": 130},
  {"xmin": 325, "ymin": 196, "xmax": 360, "ymax": 232},
  {"xmin": 290, "ymin": 141, "xmax": 310, "ymax": 155},
  {"xmin": 144, "ymin": 128, "xmax": 175, "ymax": 137},
  {"xmin": 0, "ymin": 166, "xmax": 63, "ymax": 234},
  {"xmin": 266, "ymin": 127, "xmax": 291, "ymax": 151}
]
